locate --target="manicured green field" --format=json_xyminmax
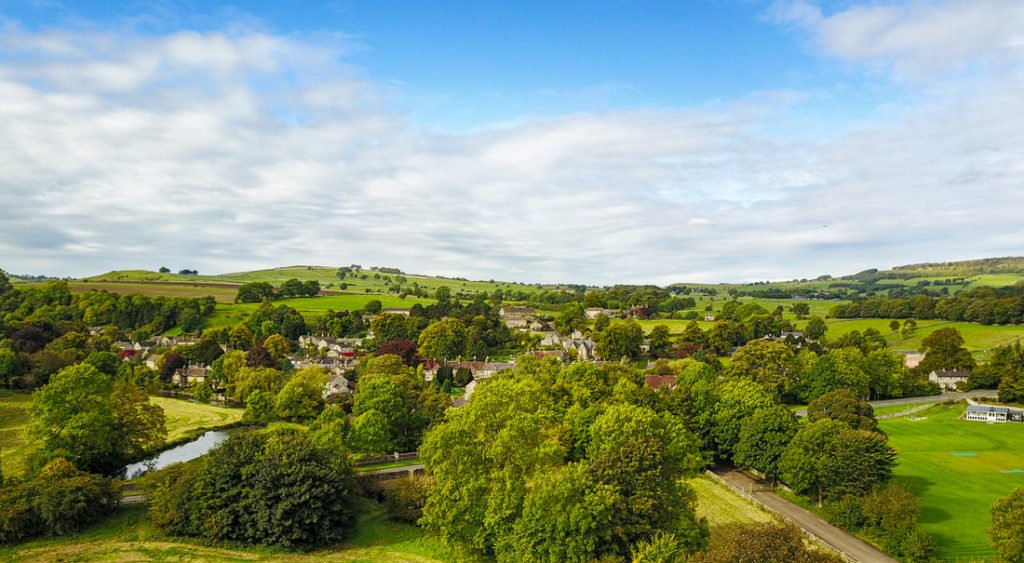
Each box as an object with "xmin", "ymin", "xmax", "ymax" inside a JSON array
[
  {"xmin": 0, "ymin": 390, "xmax": 34, "ymax": 479},
  {"xmin": 0, "ymin": 500, "xmax": 458, "ymax": 562},
  {"xmin": 880, "ymin": 404, "xmax": 1024, "ymax": 560},
  {"xmin": 150, "ymin": 397, "xmax": 244, "ymax": 442}
]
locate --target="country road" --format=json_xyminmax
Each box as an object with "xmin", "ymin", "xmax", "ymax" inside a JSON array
[
  {"xmin": 711, "ymin": 468, "xmax": 897, "ymax": 563},
  {"xmin": 794, "ymin": 389, "xmax": 994, "ymax": 416}
]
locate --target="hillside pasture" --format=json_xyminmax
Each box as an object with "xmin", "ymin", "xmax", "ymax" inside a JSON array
[
  {"xmin": 206, "ymin": 293, "xmax": 437, "ymax": 328},
  {"xmin": 0, "ymin": 390, "xmax": 34, "ymax": 479},
  {"xmin": 880, "ymin": 404, "xmax": 1024, "ymax": 560}
]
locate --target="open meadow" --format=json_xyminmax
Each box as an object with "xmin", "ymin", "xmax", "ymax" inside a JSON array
[
  {"xmin": 880, "ymin": 404, "xmax": 1024, "ymax": 560},
  {"xmin": 0, "ymin": 390, "xmax": 34, "ymax": 479}
]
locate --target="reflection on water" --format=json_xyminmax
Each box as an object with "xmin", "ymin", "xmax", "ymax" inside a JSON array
[{"xmin": 121, "ymin": 430, "xmax": 229, "ymax": 479}]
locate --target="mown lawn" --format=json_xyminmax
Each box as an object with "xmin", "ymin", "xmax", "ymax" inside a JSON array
[
  {"xmin": 880, "ymin": 404, "xmax": 1024, "ymax": 560},
  {"xmin": 151, "ymin": 397, "xmax": 244, "ymax": 442},
  {"xmin": 0, "ymin": 499, "xmax": 460, "ymax": 562}
]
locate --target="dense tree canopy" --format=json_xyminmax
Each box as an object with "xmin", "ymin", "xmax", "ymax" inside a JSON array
[
  {"xmin": 148, "ymin": 428, "xmax": 357, "ymax": 548},
  {"xmin": 419, "ymin": 359, "xmax": 707, "ymax": 560}
]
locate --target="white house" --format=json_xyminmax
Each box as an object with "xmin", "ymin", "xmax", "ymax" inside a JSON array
[{"xmin": 929, "ymin": 369, "xmax": 970, "ymax": 390}]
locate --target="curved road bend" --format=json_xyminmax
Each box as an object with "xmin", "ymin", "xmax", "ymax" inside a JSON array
[{"xmin": 712, "ymin": 468, "xmax": 897, "ymax": 563}]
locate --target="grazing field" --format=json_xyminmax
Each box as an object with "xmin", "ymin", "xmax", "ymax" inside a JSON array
[
  {"xmin": 813, "ymin": 318, "xmax": 1024, "ymax": 356},
  {"xmin": 880, "ymin": 404, "xmax": 1024, "ymax": 560},
  {"xmin": 0, "ymin": 390, "xmax": 34, "ymax": 479},
  {"xmin": 0, "ymin": 500, "xmax": 458, "ymax": 562},
  {"xmin": 206, "ymin": 293, "xmax": 437, "ymax": 329},
  {"xmin": 150, "ymin": 397, "xmax": 244, "ymax": 442},
  {"xmin": 63, "ymin": 280, "xmax": 240, "ymax": 302},
  {"xmin": 85, "ymin": 266, "xmax": 576, "ymax": 298}
]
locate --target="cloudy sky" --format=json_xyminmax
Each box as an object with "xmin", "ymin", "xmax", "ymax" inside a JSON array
[{"xmin": 1, "ymin": 0, "xmax": 1022, "ymax": 284}]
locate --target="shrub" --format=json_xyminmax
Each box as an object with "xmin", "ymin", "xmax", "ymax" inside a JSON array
[
  {"xmin": 0, "ymin": 458, "xmax": 119, "ymax": 544},
  {"xmin": 379, "ymin": 475, "xmax": 432, "ymax": 524}
]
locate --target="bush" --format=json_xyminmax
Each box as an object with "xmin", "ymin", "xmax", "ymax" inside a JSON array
[
  {"xmin": 691, "ymin": 522, "xmax": 843, "ymax": 563},
  {"xmin": 379, "ymin": 475, "xmax": 432, "ymax": 524},
  {"xmin": 0, "ymin": 458, "xmax": 119, "ymax": 545},
  {"xmin": 825, "ymin": 494, "xmax": 865, "ymax": 532},
  {"xmin": 148, "ymin": 428, "xmax": 357, "ymax": 548}
]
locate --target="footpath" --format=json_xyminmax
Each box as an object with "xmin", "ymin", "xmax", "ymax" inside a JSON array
[{"xmin": 709, "ymin": 468, "xmax": 897, "ymax": 563}]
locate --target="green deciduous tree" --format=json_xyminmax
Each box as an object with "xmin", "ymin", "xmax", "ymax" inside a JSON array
[
  {"xmin": 990, "ymin": 487, "xmax": 1024, "ymax": 563},
  {"xmin": 734, "ymin": 404, "xmax": 799, "ymax": 482},
  {"xmin": 649, "ymin": 325, "xmax": 671, "ymax": 358},
  {"xmin": 417, "ymin": 318, "xmax": 469, "ymax": 361},
  {"xmin": 917, "ymin": 327, "xmax": 975, "ymax": 374},
  {"xmin": 30, "ymin": 364, "xmax": 166, "ymax": 474},
  {"xmin": 596, "ymin": 320, "xmax": 644, "ymax": 361},
  {"xmin": 724, "ymin": 340, "xmax": 798, "ymax": 401},
  {"xmin": 273, "ymin": 367, "xmax": 327, "ymax": 421},
  {"xmin": 807, "ymin": 389, "xmax": 878, "ymax": 432}
]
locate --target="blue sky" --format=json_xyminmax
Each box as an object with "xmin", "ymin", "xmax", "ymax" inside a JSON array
[{"xmin": 0, "ymin": 0, "xmax": 1022, "ymax": 283}]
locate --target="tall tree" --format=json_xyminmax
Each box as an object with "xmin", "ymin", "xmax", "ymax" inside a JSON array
[
  {"xmin": 596, "ymin": 320, "xmax": 644, "ymax": 360},
  {"xmin": 734, "ymin": 404, "xmax": 800, "ymax": 482},
  {"xmin": 807, "ymin": 389, "xmax": 878, "ymax": 432},
  {"xmin": 417, "ymin": 318, "xmax": 469, "ymax": 361},
  {"xmin": 990, "ymin": 487, "xmax": 1024, "ymax": 563}
]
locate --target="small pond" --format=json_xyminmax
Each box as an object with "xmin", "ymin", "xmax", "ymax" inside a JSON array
[{"xmin": 121, "ymin": 430, "xmax": 229, "ymax": 479}]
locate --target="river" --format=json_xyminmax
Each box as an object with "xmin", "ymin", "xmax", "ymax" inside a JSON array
[{"xmin": 121, "ymin": 430, "xmax": 229, "ymax": 479}]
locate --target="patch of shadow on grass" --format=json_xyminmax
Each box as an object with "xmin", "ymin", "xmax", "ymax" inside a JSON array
[
  {"xmin": 896, "ymin": 475, "xmax": 934, "ymax": 496},
  {"xmin": 919, "ymin": 505, "xmax": 952, "ymax": 525}
]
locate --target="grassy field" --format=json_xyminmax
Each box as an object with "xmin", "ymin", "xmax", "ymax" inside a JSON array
[
  {"xmin": 62, "ymin": 280, "xmax": 241, "ymax": 303},
  {"xmin": 151, "ymin": 397, "xmax": 244, "ymax": 442},
  {"xmin": 84, "ymin": 266, "xmax": 578, "ymax": 298},
  {"xmin": 880, "ymin": 404, "xmax": 1024, "ymax": 560},
  {"xmin": 0, "ymin": 499, "xmax": 459, "ymax": 562},
  {"xmin": 0, "ymin": 390, "xmax": 34, "ymax": 479},
  {"xmin": 689, "ymin": 475, "xmax": 775, "ymax": 531},
  {"xmin": 206, "ymin": 293, "xmax": 436, "ymax": 329}
]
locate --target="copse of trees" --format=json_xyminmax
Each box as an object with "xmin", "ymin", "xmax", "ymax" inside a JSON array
[
  {"xmin": 147, "ymin": 428, "xmax": 357, "ymax": 548},
  {"xmin": 235, "ymin": 279, "xmax": 321, "ymax": 303}
]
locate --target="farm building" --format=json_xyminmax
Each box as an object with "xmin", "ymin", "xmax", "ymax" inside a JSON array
[
  {"xmin": 929, "ymin": 369, "xmax": 970, "ymax": 390},
  {"xmin": 964, "ymin": 405, "xmax": 1024, "ymax": 423}
]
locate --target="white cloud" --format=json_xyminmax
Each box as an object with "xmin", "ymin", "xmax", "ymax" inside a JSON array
[
  {"xmin": 773, "ymin": 0, "xmax": 1024, "ymax": 78},
  {"xmin": 0, "ymin": 15, "xmax": 1022, "ymax": 284}
]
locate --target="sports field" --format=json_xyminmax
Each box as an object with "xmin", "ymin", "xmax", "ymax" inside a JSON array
[{"xmin": 880, "ymin": 404, "xmax": 1024, "ymax": 560}]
